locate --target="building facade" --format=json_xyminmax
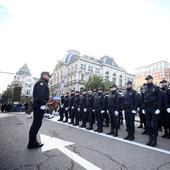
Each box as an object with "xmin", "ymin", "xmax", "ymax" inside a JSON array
[
  {"xmin": 135, "ymin": 60, "xmax": 170, "ymax": 89},
  {"xmin": 11, "ymin": 64, "xmax": 38, "ymax": 97},
  {"xmin": 50, "ymin": 50, "xmax": 135, "ymax": 95}
]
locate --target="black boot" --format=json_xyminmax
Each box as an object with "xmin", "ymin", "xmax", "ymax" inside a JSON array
[
  {"xmin": 128, "ymin": 133, "xmax": 135, "ymax": 141},
  {"xmin": 107, "ymin": 129, "xmax": 114, "ymax": 135},
  {"xmin": 150, "ymin": 135, "xmax": 157, "ymax": 147},
  {"xmin": 86, "ymin": 124, "xmax": 93, "ymax": 130},
  {"xmin": 142, "ymin": 130, "xmax": 147, "ymax": 135},
  {"xmin": 124, "ymin": 132, "xmax": 130, "ymax": 140},
  {"xmin": 79, "ymin": 124, "xmax": 86, "ymax": 128},
  {"xmin": 63, "ymin": 119, "xmax": 68, "ymax": 123},
  {"xmin": 146, "ymin": 135, "xmax": 153, "ymax": 146},
  {"xmin": 98, "ymin": 128, "xmax": 103, "ymax": 133},
  {"xmin": 114, "ymin": 129, "xmax": 118, "ymax": 137}
]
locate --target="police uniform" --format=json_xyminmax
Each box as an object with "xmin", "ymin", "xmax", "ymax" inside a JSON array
[
  {"xmin": 73, "ymin": 92, "xmax": 80, "ymax": 126},
  {"xmin": 63, "ymin": 93, "xmax": 69, "ymax": 122},
  {"xmin": 122, "ymin": 81, "xmax": 137, "ymax": 141},
  {"xmin": 68, "ymin": 92, "xmax": 75, "ymax": 124},
  {"xmin": 107, "ymin": 88, "xmax": 120, "ymax": 136},
  {"xmin": 94, "ymin": 89, "xmax": 105, "ymax": 133},
  {"xmin": 86, "ymin": 92, "xmax": 95, "ymax": 130},
  {"xmin": 160, "ymin": 81, "xmax": 168, "ymax": 137},
  {"xmin": 58, "ymin": 95, "xmax": 64, "ymax": 121},
  {"xmin": 141, "ymin": 75, "xmax": 161, "ymax": 146},
  {"xmin": 103, "ymin": 91, "xmax": 110, "ymax": 127},
  {"xmin": 165, "ymin": 83, "xmax": 170, "ymax": 138},
  {"xmin": 28, "ymin": 72, "xmax": 50, "ymax": 149},
  {"xmin": 79, "ymin": 92, "xmax": 87, "ymax": 128}
]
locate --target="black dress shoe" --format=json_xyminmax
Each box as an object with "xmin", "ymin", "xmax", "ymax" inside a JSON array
[
  {"xmin": 63, "ymin": 120, "xmax": 68, "ymax": 123},
  {"xmin": 27, "ymin": 142, "xmax": 44, "ymax": 149},
  {"xmin": 142, "ymin": 130, "xmax": 147, "ymax": 135},
  {"xmin": 161, "ymin": 134, "xmax": 168, "ymax": 138},
  {"xmin": 107, "ymin": 131, "xmax": 114, "ymax": 135},
  {"xmin": 98, "ymin": 129, "xmax": 103, "ymax": 133},
  {"xmin": 73, "ymin": 123, "xmax": 79, "ymax": 126},
  {"xmin": 79, "ymin": 124, "xmax": 86, "ymax": 128},
  {"xmin": 86, "ymin": 127, "xmax": 93, "ymax": 130},
  {"xmin": 137, "ymin": 125, "xmax": 143, "ymax": 128},
  {"xmin": 58, "ymin": 119, "xmax": 63, "ymax": 122},
  {"xmin": 124, "ymin": 135, "xmax": 130, "ymax": 140},
  {"xmin": 128, "ymin": 136, "xmax": 135, "ymax": 141},
  {"xmin": 94, "ymin": 129, "xmax": 99, "ymax": 132}
]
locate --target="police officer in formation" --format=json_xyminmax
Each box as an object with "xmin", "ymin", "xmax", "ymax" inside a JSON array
[
  {"xmin": 122, "ymin": 81, "xmax": 138, "ymax": 141},
  {"xmin": 103, "ymin": 90, "xmax": 110, "ymax": 127},
  {"xmin": 56, "ymin": 75, "xmax": 169, "ymax": 147},
  {"xmin": 73, "ymin": 91, "xmax": 80, "ymax": 126},
  {"xmin": 141, "ymin": 75, "xmax": 161, "ymax": 146},
  {"xmin": 93, "ymin": 88, "xmax": 105, "ymax": 133},
  {"xmin": 79, "ymin": 90, "xmax": 88, "ymax": 128},
  {"xmin": 86, "ymin": 90, "xmax": 95, "ymax": 130},
  {"xmin": 58, "ymin": 94, "xmax": 64, "ymax": 121},
  {"xmin": 68, "ymin": 90, "xmax": 75, "ymax": 124},
  {"xmin": 160, "ymin": 80, "xmax": 170, "ymax": 138},
  {"xmin": 107, "ymin": 85, "xmax": 120, "ymax": 136}
]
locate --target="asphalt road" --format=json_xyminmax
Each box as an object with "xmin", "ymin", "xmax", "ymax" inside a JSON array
[{"xmin": 0, "ymin": 112, "xmax": 170, "ymax": 170}]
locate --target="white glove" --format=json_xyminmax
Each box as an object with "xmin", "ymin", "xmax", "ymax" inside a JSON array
[
  {"xmin": 84, "ymin": 108, "xmax": 87, "ymax": 112},
  {"xmin": 167, "ymin": 108, "xmax": 170, "ymax": 113},
  {"xmin": 71, "ymin": 106, "xmax": 74, "ymax": 109},
  {"xmin": 132, "ymin": 110, "xmax": 136, "ymax": 114},
  {"xmin": 92, "ymin": 109, "xmax": 95, "ymax": 112},
  {"xmin": 65, "ymin": 107, "xmax": 68, "ymax": 111},
  {"xmin": 137, "ymin": 107, "xmax": 140, "ymax": 111},
  {"xmin": 78, "ymin": 108, "xmax": 80, "ymax": 112},
  {"xmin": 122, "ymin": 110, "xmax": 125, "ymax": 114},
  {"xmin": 101, "ymin": 110, "xmax": 105, "ymax": 114},
  {"xmin": 142, "ymin": 110, "xmax": 145, "ymax": 114},
  {"xmin": 155, "ymin": 109, "xmax": 160, "ymax": 114},
  {"xmin": 107, "ymin": 110, "xmax": 109, "ymax": 114},
  {"xmin": 40, "ymin": 105, "xmax": 46, "ymax": 110},
  {"xmin": 60, "ymin": 104, "xmax": 64, "ymax": 108},
  {"xmin": 114, "ymin": 111, "xmax": 119, "ymax": 116}
]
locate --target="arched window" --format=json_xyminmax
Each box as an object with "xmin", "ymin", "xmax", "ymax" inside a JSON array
[
  {"xmin": 112, "ymin": 73, "xmax": 116, "ymax": 84},
  {"xmin": 119, "ymin": 75, "xmax": 123, "ymax": 87}
]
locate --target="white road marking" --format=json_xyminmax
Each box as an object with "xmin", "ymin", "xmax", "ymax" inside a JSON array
[
  {"xmin": 0, "ymin": 113, "xmax": 11, "ymax": 119},
  {"xmin": 40, "ymin": 134, "xmax": 102, "ymax": 170},
  {"xmin": 49, "ymin": 116, "xmax": 170, "ymax": 155}
]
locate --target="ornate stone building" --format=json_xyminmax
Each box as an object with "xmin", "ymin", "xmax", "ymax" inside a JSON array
[
  {"xmin": 50, "ymin": 50, "xmax": 135, "ymax": 95},
  {"xmin": 11, "ymin": 64, "xmax": 38, "ymax": 97}
]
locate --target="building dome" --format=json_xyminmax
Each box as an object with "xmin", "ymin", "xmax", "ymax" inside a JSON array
[
  {"xmin": 65, "ymin": 50, "xmax": 80, "ymax": 64},
  {"xmin": 16, "ymin": 64, "xmax": 31, "ymax": 76},
  {"xmin": 101, "ymin": 56, "xmax": 119, "ymax": 67}
]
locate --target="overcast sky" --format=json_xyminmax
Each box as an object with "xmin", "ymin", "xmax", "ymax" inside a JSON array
[{"xmin": 0, "ymin": 0, "xmax": 170, "ymax": 93}]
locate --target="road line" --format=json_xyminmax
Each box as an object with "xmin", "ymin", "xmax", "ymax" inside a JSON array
[
  {"xmin": 49, "ymin": 116, "xmax": 170, "ymax": 155},
  {"xmin": 41, "ymin": 134, "xmax": 102, "ymax": 170}
]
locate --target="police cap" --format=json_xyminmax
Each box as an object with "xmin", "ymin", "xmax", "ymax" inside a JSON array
[
  {"xmin": 41, "ymin": 72, "xmax": 51, "ymax": 78},
  {"xmin": 145, "ymin": 75, "xmax": 153, "ymax": 80}
]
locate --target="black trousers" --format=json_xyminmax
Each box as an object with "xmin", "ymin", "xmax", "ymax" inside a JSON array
[
  {"xmin": 29, "ymin": 109, "xmax": 44, "ymax": 143},
  {"xmin": 74, "ymin": 108, "xmax": 79, "ymax": 124},
  {"xmin": 145, "ymin": 107, "xmax": 159, "ymax": 136},
  {"xmin": 88, "ymin": 108, "xmax": 95, "ymax": 127},
  {"xmin": 108, "ymin": 108, "xmax": 118, "ymax": 130},
  {"xmin": 69, "ymin": 107, "xmax": 75, "ymax": 123},
  {"xmin": 125, "ymin": 109, "xmax": 135, "ymax": 135},
  {"xmin": 160, "ymin": 109, "xmax": 170, "ymax": 130},
  {"xmin": 59, "ymin": 108, "xmax": 64, "ymax": 120},
  {"xmin": 95, "ymin": 108, "xmax": 103, "ymax": 130},
  {"xmin": 103, "ymin": 110, "xmax": 109, "ymax": 125}
]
